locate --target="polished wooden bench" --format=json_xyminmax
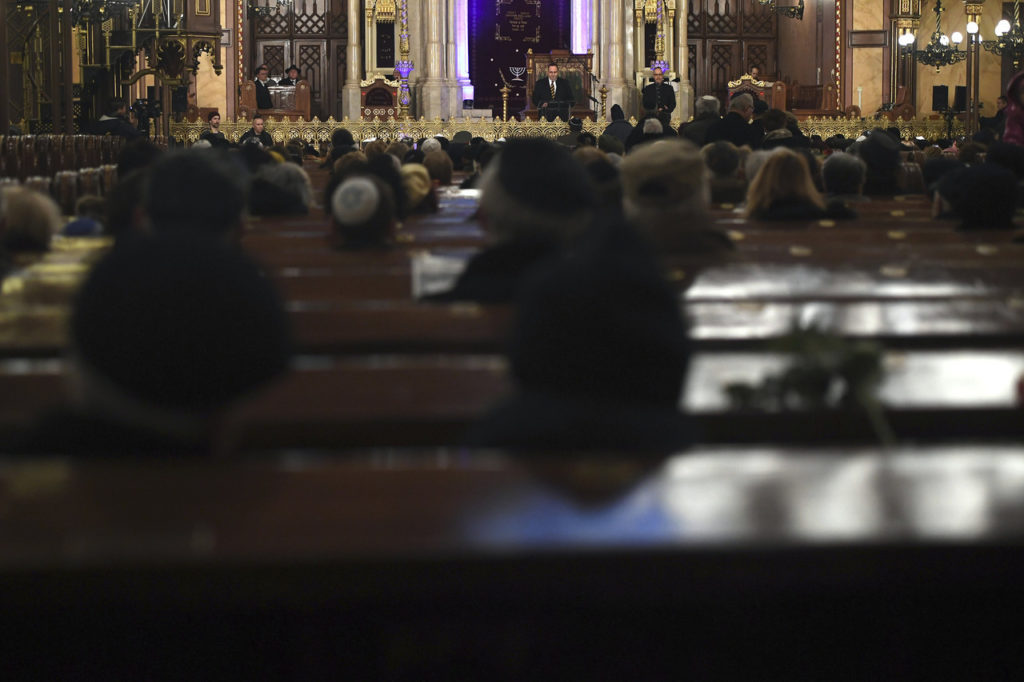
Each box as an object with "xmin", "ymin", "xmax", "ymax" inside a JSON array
[{"xmin": 5, "ymin": 447, "xmax": 1024, "ymax": 677}]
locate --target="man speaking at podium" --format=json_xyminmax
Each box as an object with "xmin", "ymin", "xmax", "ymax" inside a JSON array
[
  {"xmin": 533, "ymin": 63, "xmax": 575, "ymax": 122},
  {"xmin": 642, "ymin": 66, "xmax": 676, "ymax": 118}
]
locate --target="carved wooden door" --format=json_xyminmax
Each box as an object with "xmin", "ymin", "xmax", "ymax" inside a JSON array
[
  {"xmin": 251, "ymin": 0, "xmax": 347, "ymax": 119},
  {"xmin": 688, "ymin": 0, "xmax": 777, "ymax": 106}
]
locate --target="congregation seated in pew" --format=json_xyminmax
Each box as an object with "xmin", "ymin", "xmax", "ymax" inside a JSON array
[{"xmin": 23, "ymin": 232, "xmax": 292, "ymax": 455}]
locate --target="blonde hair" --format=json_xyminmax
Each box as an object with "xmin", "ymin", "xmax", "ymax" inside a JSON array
[
  {"xmin": 744, "ymin": 148, "xmax": 824, "ymax": 218},
  {"xmin": 1, "ymin": 186, "xmax": 61, "ymax": 252}
]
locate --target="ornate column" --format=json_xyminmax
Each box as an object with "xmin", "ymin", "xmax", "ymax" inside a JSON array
[
  {"xmin": 418, "ymin": 0, "xmax": 448, "ymax": 118},
  {"xmin": 342, "ymin": 0, "xmax": 362, "ymax": 118},
  {"xmin": 677, "ymin": 0, "xmax": 692, "ymax": 121},
  {"xmin": 606, "ymin": 0, "xmax": 634, "ymax": 114},
  {"xmin": 572, "ymin": 0, "xmax": 592, "ymax": 53},
  {"xmin": 446, "ymin": 0, "xmax": 461, "ymax": 117},
  {"xmin": 454, "ymin": 0, "xmax": 473, "ymax": 105}
]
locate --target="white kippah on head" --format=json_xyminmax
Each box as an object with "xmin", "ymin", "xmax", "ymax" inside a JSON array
[
  {"xmin": 421, "ymin": 138, "xmax": 442, "ymax": 153},
  {"xmin": 331, "ymin": 176, "xmax": 380, "ymax": 226}
]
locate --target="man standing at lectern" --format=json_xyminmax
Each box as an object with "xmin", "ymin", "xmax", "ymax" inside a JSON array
[
  {"xmin": 642, "ymin": 67, "xmax": 676, "ymax": 118},
  {"xmin": 254, "ymin": 64, "xmax": 276, "ymax": 110},
  {"xmin": 533, "ymin": 63, "xmax": 574, "ymax": 122}
]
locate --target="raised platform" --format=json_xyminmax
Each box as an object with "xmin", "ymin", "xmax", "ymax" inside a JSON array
[{"xmin": 169, "ymin": 115, "xmax": 966, "ymax": 146}]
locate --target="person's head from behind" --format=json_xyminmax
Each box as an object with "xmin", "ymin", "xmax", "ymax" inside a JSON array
[
  {"xmin": 330, "ymin": 174, "xmax": 396, "ymax": 249},
  {"xmin": 610, "ymin": 104, "xmax": 625, "ymax": 121},
  {"xmin": 106, "ymin": 98, "xmax": 128, "ymax": 118},
  {"xmin": 822, "ymin": 151, "xmax": 867, "ymax": 196},
  {"xmin": 694, "ymin": 95, "xmax": 721, "ymax": 120},
  {"xmin": 729, "ymin": 93, "xmax": 754, "ymax": 121},
  {"xmin": 643, "ymin": 118, "xmax": 664, "ymax": 135},
  {"xmin": 477, "ymin": 137, "xmax": 596, "ymax": 245},
  {"xmin": 1, "ymin": 186, "xmax": 61, "ymax": 253},
  {"xmin": 934, "ymin": 164, "xmax": 1017, "ymax": 229},
  {"xmin": 69, "ymin": 232, "xmax": 291, "ymax": 443},
  {"xmin": 400, "ymin": 162, "xmax": 436, "ymax": 214},
  {"xmin": 422, "ymin": 149, "xmax": 454, "ymax": 186},
  {"xmin": 620, "ymin": 139, "xmax": 711, "ymax": 248},
  {"xmin": 117, "ymin": 138, "xmax": 162, "ymax": 177},
  {"xmin": 250, "ymin": 161, "xmax": 313, "ymax": 216},
  {"xmin": 761, "ymin": 108, "xmax": 788, "ymax": 133},
  {"xmin": 855, "ymin": 128, "xmax": 900, "ymax": 173},
  {"xmin": 597, "ymin": 133, "xmax": 624, "ymax": 157},
  {"xmin": 985, "ymin": 141, "xmax": 1024, "ymax": 179},
  {"xmin": 701, "ymin": 140, "xmax": 741, "ymax": 179},
  {"xmin": 745, "ymin": 148, "xmax": 823, "ymax": 217},
  {"xmin": 509, "ymin": 223, "xmax": 690, "ymax": 411},
  {"xmin": 144, "ymin": 149, "xmax": 246, "ymax": 239}
]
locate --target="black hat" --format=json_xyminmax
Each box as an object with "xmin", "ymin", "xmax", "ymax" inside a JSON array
[
  {"xmin": 72, "ymin": 233, "xmax": 292, "ymax": 412},
  {"xmin": 286, "ymin": 64, "xmax": 299, "ymax": 75},
  {"xmin": 936, "ymin": 163, "xmax": 1017, "ymax": 230}
]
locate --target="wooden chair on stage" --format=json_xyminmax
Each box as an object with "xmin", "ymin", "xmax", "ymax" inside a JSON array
[
  {"xmin": 727, "ymin": 73, "xmax": 787, "ymax": 109},
  {"xmin": 876, "ymin": 85, "xmax": 916, "ymax": 122},
  {"xmin": 521, "ymin": 49, "xmax": 597, "ymax": 121},
  {"xmin": 238, "ymin": 80, "xmax": 312, "ymax": 121},
  {"xmin": 360, "ymin": 75, "xmax": 400, "ymax": 120}
]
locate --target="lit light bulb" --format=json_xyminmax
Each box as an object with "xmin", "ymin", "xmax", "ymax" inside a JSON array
[
  {"xmin": 966, "ymin": 21, "xmax": 979, "ymax": 35},
  {"xmin": 952, "ymin": 31, "xmax": 964, "ymax": 44},
  {"xmin": 997, "ymin": 19, "xmax": 1011, "ymax": 35},
  {"xmin": 899, "ymin": 32, "xmax": 916, "ymax": 46},
  {"xmin": 940, "ymin": 34, "xmax": 951, "ymax": 46}
]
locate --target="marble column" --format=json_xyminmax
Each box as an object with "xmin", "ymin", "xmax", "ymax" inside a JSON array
[
  {"xmin": 419, "ymin": 0, "xmax": 449, "ymax": 118},
  {"xmin": 446, "ymin": 0, "xmax": 462, "ymax": 117},
  {"xmin": 605, "ymin": 0, "xmax": 634, "ymax": 114},
  {"xmin": 342, "ymin": 0, "xmax": 363, "ymax": 119},
  {"xmin": 677, "ymin": 0, "xmax": 692, "ymax": 122},
  {"xmin": 454, "ymin": 0, "xmax": 473, "ymax": 105}
]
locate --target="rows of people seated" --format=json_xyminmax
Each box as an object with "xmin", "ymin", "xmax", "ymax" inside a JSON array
[
  {"xmin": 0, "ymin": 110, "xmax": 1023, "ymax": 451},
  {"xmin": 6, "ymin": 98, "xmax": 1024, "ymax": 674}
]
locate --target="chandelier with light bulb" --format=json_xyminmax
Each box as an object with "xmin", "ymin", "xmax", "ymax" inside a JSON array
[
  {"xmin": 983, "ymin": 0, "xmax": 1024, "ymax": 70},
  {"xmin": 911, "ymin": 0, "xmax": 968, "ymax": 71}
]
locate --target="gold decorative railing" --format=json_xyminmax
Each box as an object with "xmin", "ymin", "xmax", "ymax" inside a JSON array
[{"xmin": 170, "ymin": 115, "xmax": 966, "ymax": 146}]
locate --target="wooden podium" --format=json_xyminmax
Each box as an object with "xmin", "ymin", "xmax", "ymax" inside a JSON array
[
  {"xmin": 521, "ymin": 49, "xmax": 596, "ymax": 122},
  {"xmin": 238, "ymin": 80, "xmax": 312, "ymax": 121}
]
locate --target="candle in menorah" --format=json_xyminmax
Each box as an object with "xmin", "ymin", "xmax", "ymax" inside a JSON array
[{"xmin": 509, "ymin": 66, "xmax": 526, "ymax": 82}]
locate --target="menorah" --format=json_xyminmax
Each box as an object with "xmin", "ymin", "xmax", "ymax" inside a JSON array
[{"xmin": 510, "ymin": 66, "xmax": 526, "ymax": 82}]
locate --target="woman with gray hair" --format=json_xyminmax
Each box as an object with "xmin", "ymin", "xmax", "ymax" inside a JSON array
[{"xmin": 619, "ymin": 139, "xmax": 733, "ymax": 255}]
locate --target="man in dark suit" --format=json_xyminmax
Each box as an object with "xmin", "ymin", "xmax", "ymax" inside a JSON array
[
  {"xmin": 532, "ymin": 63, "xmax": 575, "ymax": 122},
  {"xmin": 641, "ymin": 67, "xmax": 676, "ymax": 118},
  {"xmin": 705, "ymin": 93, "xmax": 763, "ymax": 149},
  {"xmin": 254, "ymin": 64, "xmax": 276, "ymax": 109},
  {"xmin": 277, "ymin": 64, "xmax": 301, "ymax": 86}
]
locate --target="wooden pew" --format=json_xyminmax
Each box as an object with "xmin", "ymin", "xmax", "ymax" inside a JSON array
[
  {"xmin": 3, "ymin": 349, "xmax": 1024, "ymax": 449},
  {"xmin": 5, "ymin": 447, "xmax": 1024, "ymax": 677}
]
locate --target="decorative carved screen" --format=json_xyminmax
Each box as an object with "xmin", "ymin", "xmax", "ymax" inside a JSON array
[
  {"xmin": 251, "ymin": 0, "xmax": 348, "ymax": 119},
  {"xmin": 687, "ymin": 0, "xmax": 777, "ymax": 106}
]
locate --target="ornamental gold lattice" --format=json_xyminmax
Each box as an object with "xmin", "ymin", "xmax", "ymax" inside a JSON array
[{"xmin": 170, "ymin": 115, "xmax": 964, "ymax": 146}]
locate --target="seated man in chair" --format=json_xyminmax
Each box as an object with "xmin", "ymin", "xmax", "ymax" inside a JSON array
[{"xmin": 532, "ymin": 62, "xmax": 575, "ymax": 122}]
